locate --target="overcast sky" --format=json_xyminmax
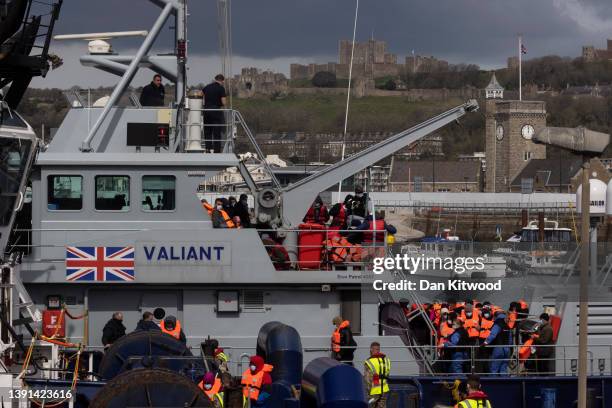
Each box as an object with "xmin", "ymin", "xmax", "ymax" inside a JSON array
[{"xmin": 31, "ymin": 0, "xmax": 612, "ymax": 88}]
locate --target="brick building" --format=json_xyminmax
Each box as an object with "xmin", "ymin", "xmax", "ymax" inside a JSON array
[{"xmin": 582, "ymin": 39, "xmax": 612, "ymax": 62}]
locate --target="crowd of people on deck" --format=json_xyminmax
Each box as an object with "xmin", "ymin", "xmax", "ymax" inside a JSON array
[{"xmin": 399, "ymin": 299, "xmax": 557, "ymax": 375}]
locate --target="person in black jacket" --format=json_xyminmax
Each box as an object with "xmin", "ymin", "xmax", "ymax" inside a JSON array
[
  {"xmin": 102, "ymin": 312, "xmax": 126, "ymax": 348},
  {"xmin": 139, "ymin": 74, "xmax": 165, "ymax": 106},
  {"xmin": 235, "ymin": 194, "xmax": 251, "ymax": 228},
  {"xmin": 331, "ymin": 316, "xmax": 357, "ymax": 366},
  {"xmin": 134, "ymin": 311, "xmax": 161, "ymax": 332}
]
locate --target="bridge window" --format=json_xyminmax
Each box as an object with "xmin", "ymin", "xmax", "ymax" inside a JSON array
[
  {"xmin": 95, "ymin": 176, "xmax": 130, "ymax": 211},
  {"xmin": 142, "ymin": 176, "xmax": 176, "ymax": 211},
  {"xmin": 47, "ymin": 175, "xmax": 82, "ymax": 210}
]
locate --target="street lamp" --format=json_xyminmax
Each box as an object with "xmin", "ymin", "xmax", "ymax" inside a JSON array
[{"xmin": 533, "ymin": 126, "xmax": 610, "ymax": 408}]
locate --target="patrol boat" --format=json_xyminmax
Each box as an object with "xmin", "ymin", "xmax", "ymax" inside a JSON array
[{"xmin": 2, "ymin": 1, "xmax": 612, "ymax": 407}]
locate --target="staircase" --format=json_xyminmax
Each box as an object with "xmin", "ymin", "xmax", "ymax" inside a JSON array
[{"xmin": 381, "ymin": 266, "xmax": 439, "ymax": 375}]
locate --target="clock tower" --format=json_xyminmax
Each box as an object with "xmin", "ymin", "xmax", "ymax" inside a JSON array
[{"xmin": 484, "ymin": 74, "xmax": 547, "ymax": 192}]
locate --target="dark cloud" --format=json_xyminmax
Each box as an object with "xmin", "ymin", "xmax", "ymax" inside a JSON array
[{"xmin": 50, "ymin": 0, "xmax": 612, "ymax": 68}]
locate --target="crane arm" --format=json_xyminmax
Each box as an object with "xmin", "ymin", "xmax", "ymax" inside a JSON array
[{"xmin": 280, "ymin": 99, "xmax": 479, "ymax": 227}]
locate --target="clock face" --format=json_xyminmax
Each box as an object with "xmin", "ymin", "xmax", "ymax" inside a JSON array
[
  {"xmin": 496, "ymin": 125, "xmax": 504, "ymax": 141},
  {"xmin": 521, "ymin": 124, "xmax": 535, "ymax": 140}
]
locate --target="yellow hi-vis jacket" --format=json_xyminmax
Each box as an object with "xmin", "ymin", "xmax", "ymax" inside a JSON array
[
  {"xmin": 364, "ymin": 355, "xmax": 391, "ymax": 395},
  {"xmin": 455, "ymin": 399, "xmax": 492, "ymax": 408}
]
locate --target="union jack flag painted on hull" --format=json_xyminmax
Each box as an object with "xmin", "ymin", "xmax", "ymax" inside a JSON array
[{"xmin": 66, "ymin": 246, "xmax": 135, "ymax": 282}]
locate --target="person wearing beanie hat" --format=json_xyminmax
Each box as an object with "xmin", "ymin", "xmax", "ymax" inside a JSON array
[
  {"xmin": 198, "ymin": 371, "xmax": 223, "ymax": 407},
  {"xmin": 241, "ymin": 355, "xmax": 273, "ymax": 406}
]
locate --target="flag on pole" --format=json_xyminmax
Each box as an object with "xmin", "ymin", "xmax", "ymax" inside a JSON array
[{"xmin": 521, "ymin": 44, "xmax": 527, "ymax": 55}]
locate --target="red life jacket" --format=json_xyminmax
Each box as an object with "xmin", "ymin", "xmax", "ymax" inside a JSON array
[
  {"xmin": 304, "ymin": 206, "xmax": 327, "ymax": 224},
  {"xmin": 362, "ymin": 219, "xmax": 386, "ymax": 243},
  {"xmin": 331, "ymin": 204, "xmax": 347, "ymax": 227}
]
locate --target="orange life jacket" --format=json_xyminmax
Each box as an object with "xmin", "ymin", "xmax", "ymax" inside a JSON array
[
  {"xmin": 463, "ymin": 315, "xmax": 480, "ymax": 338},
  {"xmin": 519, "ymin": 338, "xmax": 534, "ymax": 363},
  {"xmin": 362, "ymin": 219, "xmax": 386, "ymax": 243},
  {"xmin": 325, "ymin": 236, "xmax": 361, "ymax": 263},
  {"xmin": 202, "ymin": 202, "xmax": 236, "ymax": 228},
  {"xmin": 241, "ymin": 364, "xmax": 273, "ymax": 400},
  {"xmin": 160, "ymin": 319, "xmax": 181, "ymax": 339},
  {"xmin": 332, "ymin": 320, "xmax": 350, "ymax": 352},
  {"xmin": 198, "ymin": 377, "xmax": 222, "ymax": 401},
  {"xmin": 479, "ymin": 318, "xmax": 494, "ymax": 339}
]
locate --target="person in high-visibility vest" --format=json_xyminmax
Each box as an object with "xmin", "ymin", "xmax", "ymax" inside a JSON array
[
  {"xmin": 454, "ymin": 375, "xmax": 492, "ymax": 408},
  {"xmin": 160, "ymin": 315, "xmax": 186, "ymax": 344},
  {"xmin": 364, "ymin": 342, "xmax": 391, "ymax": 408},
  {"xmin": 198, "ymin": 372, "xmax": 224, "ymax": 408},
  {"xmin": 241, "ymin": 355, "xmax": 273, "ymax": 407},
  {"xmin": 214, "ymin": 347, "xmax": 229, "ymax": 373}
]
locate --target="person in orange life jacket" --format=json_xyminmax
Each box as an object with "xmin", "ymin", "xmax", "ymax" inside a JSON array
[
  {"xmin": 483, "ymin": 311, "xmax": 511, "ymax": 374},
  {"xmin": 454, "ymin": 375, "xmax": 492, "ymax": 408},
  {"xmin": 199, "ymin": 371, "xmax": 224, "ymax": 408},
  {"xmin": 241, "ymin": 355, "xmax": 272, "ymax": 407},
  {"xmin": 444, "ymin": 318, "xmax": 469, "ymax": 374},
  {"xmin": 303, "ymin": 196, "xmax": 330, "ymax": 225},
  {"xmin": 462, "ymin": 304, "xmax": 481, "ymax": 346},
  {"xmin": 331, "ymin": 316, "xmax": 357, "ymax": 365},
  {"xmin": 160, "ymin": 315, "xmax": 186, "ymax": 344},
  {"xmin": 329, "ymin": 194, "xmax": 352, "ymax": 230},
  {"xmin": 212, "ymin": 198, "xmax": 236, "ymax": 228}
]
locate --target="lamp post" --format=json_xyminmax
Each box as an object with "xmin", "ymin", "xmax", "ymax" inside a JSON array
[{"xmin": 533, "ymin": 126, "xmax": 610, "ymax": 408}]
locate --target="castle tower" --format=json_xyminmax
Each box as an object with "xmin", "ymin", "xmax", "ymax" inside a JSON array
[{"xmin": 484, "ymin": 74, "xmax": 547, "ymax": 192}]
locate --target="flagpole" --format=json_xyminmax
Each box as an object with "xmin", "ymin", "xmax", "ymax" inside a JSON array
[
  {"xmin": 338, "ymin": 0, "xmax": 359, "ymax": 197},
  {"xmin": 519, "ymin": 34, "xmax": 522, "ymax": 101}
]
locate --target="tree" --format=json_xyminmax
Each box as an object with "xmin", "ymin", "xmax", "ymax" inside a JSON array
[
  {"xmin": 311, "ymin": 71, "xmax": 337, "ymax": 88},
  {"xmin": 384, "ymin": 79, "xmax": 397, "ymax": 91}
]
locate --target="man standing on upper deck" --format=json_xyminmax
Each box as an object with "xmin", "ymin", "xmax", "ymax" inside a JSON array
[
  {"xmin": 139, "ymin": 74, "xmax": 165, "ymax": 107},
  {"xmin": 202, "ymin": 74, "xmax": 227, "ymax": 153}
]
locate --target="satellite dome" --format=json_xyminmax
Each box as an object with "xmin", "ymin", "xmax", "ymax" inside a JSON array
[{"xmin": 576, "ymin": 179, "xmax": 607, "ymax": 216}]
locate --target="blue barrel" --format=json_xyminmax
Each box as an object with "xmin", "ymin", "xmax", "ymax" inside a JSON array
[
  {"xmin": 540, "ymin": 388, "xmax": 556, "ymax": 408},
  {"xmin": 301, "ymin": 357, "xmax": 367, "ymax": 408},
  {"xmin": 257, "ymin": 322, "xmax": 303, "ymax": 386}
]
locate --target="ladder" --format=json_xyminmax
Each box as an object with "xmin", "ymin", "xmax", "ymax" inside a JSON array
[
  {"xmin": 0, "ymin": 262, "xmax": 40, "ymax": 354},
  {"xmin": 385, "ymin": 265, "xmax": 439, "ymax": 375}
]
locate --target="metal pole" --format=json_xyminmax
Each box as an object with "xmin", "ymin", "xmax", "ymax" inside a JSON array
[
  {"xmin": 578, "ymin": 159, "xmax": 590, "ymax": 408},
  {"xmin": 338, "ymin": 0, "xmax": 359, "ymax": 195},
  {"xmin": 176, "ymin": 0, "xmax": 186, "ymax": 104},
  {"xmin": 518, "ymin": 35, "xmax": 522, "ymax": 101}
]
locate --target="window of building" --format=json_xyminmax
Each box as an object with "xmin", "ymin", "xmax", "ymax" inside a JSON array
[
  {"xmin": 437, "ymin": 188, "xmax": 450, "ymax": 192},
  {"xmin": 413, "ymin": 176, "xmax": 423, "ymax": 192},
  {"xmin": 523, "ymin": 151, "xmax": 533, "ymax": 161},
  {"xmin": 142, "ymin": 175, "xmax": 176, "ymax": 211},
  {"xmin": 95, "ymin": 176, "xmax": 130, "ymax": 211},
  {"xmin": 47, "ymin": 175, "xmax": 83, "ymax": 210}
]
